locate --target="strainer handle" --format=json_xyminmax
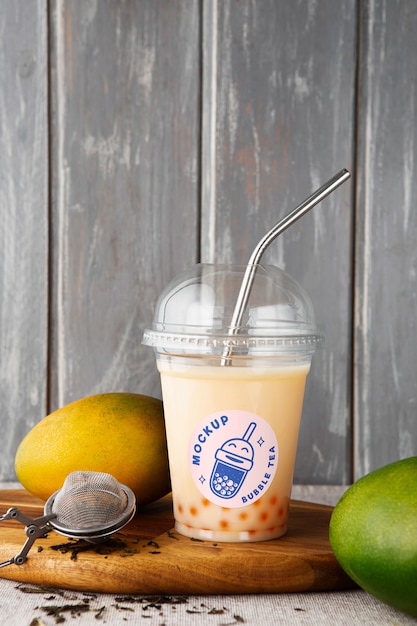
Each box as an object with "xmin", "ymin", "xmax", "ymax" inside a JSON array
[{"xmin": 0, "ymin": 507, "xmax": 56, "ymax": 567}]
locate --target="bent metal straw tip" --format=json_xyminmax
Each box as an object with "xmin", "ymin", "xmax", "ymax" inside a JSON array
[{"xmin": 221, "ymin": 168, "xmax": 351, "ymax": 364}]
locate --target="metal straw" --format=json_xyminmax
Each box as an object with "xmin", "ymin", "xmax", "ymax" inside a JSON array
[{"xmin": 221, "ymin": 168, "xmax": 351, "ymax": 364}]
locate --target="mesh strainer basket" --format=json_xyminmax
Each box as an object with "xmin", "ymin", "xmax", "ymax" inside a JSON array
[{"xmin": 44, "ymin": 471, "xmax": 136, "ymax": 541}]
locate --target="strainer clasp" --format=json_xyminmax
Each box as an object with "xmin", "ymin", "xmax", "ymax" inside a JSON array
[{"xmin": 0, "ymin": 507, "xmax": 56, "ymax": 567}]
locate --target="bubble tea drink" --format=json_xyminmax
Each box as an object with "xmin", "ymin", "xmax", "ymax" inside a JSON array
[{"xmin": 143, "ymin": 263, "xmax": 322, "ymax": 542}]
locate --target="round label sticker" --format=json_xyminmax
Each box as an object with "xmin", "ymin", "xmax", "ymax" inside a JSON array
[{"xmin": 189, "ymin": 410, "xmax": 279, "ymax": 508}]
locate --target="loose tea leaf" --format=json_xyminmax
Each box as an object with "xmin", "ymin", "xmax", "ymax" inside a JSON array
[
  {"xmin": 114, "ymin": 595, "xmax": 187, "ymax": 607},
  {"xmin": 41, "ymin": 603, "xmax": 91, "ymax": 614},
  {"xmin": 40, "ymin": 603, "xmax": 92, "ymax": 622},
  {"xmin": 220, "ymin": 616, "xmax": 246, "ymax": 626},
  {"xmin": 50, "ymin": 537, "xmax": 129, "ymax": 560},
  {"xmin": 167, "ymin": 530, "xmax": 179, "ymax": 540},
  {"xmin": 120, "ymin": 547, "xmax": 139, "ymax": 557},
  {"xmin": 95, "ymin": 606, "xmax": 106, "ymax": 620},
  {"xmin": 17, "ymin": 583, "xmax": 65, "ymax": 596}
]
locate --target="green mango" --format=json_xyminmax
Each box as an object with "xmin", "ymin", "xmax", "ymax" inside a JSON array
[{"xmin": 329, "ymin": 457, "xmax": 417, "ymax": 617}]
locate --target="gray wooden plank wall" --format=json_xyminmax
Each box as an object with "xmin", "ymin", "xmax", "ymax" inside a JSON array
[
  {"xmin": 0, "ymin": 0, "xmax": 49, "ymax": 479},
  {"xmin": 1, "ymin": 0, "xmax": 416, "ymax": 485}
]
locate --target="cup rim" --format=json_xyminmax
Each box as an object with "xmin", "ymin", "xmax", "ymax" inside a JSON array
[{"xmin": 142, "ymin": 328, "xmax": 324, "ymax": 354}]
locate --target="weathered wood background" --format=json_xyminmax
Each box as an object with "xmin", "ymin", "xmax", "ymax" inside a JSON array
[{"xmin": 1, "ymin": 0, "xmax": 416, "ymax": 485}]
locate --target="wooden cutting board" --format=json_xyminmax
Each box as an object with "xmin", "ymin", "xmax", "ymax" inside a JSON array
[{"xmin": 0, "ymin": 489, "xmax": 354, "ymax": 594}]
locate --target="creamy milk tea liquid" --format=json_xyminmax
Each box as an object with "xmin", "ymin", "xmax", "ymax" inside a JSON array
[{"xmin": 158, "ymin": 360, "xmax": 310, "ymax": 542}]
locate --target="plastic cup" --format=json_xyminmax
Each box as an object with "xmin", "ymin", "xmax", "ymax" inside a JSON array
[{"xmin": 142, "ymin": 263, "xmax": 323, "ymax": 542}]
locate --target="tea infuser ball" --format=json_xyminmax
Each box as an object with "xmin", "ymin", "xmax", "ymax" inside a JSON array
[
  {"xmin": 0, "ymin": 470, "xmax": 136, "ymax": 567},
  {"xmin": 44, "ymin": 470, "xmax": 136, "ymax": 542}
]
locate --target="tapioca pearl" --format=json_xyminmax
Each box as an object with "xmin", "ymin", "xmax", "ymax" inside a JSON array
[
  {"xmin": 178, "ymin": 504, "xmax": 184, "ymax": 514},
  {"xmin": 259, "ymin": 511, "xmax": 269, "ymax": 522},
  {"xmin": 219, "ymin": 520, "xmax": 229, "ymax": 529},
  {"xmin": 227, "ymin": 480, "xmax": 233, "ymax": 487},
  {"xmin": 270, "ymin": 495, "xmax": 278, "ymax": 506},
  {"xmin": 239, "ymin": 512, "xmax": 248, "ymax": 521},
  {"xmin": 201, "ymin": 498, "xmax": 210, "ymax": 507},
  {"xmin": 190, "ymin": 506, "xmax": 198, "ymax": 516},
  {"xmin": 215, "ymin": 484, "xmax": 221, "ymax": 492}
]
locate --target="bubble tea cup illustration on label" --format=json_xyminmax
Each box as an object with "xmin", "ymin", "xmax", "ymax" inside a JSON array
[
  {"xmin": 142, "ymin": 171, "xmax": 350, "ymax": 542},
  {"xmin": 211, "ymin": 421, "xmax": 256, "ymax": 499}
]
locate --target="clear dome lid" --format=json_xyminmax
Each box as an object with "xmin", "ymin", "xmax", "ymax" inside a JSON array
[{"xmin": 142, "ymin": 264, "xmax": 323, "ymax": 356}]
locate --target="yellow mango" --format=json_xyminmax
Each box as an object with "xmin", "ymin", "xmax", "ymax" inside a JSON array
[{"xmin": 15, "ymin": 393, "xmax": 171, "ymax": 507}]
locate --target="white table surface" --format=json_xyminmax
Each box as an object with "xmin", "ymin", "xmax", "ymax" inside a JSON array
[{"xmin": 0, "ymin": 483, "xmax": 415, "ymax": 626}]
